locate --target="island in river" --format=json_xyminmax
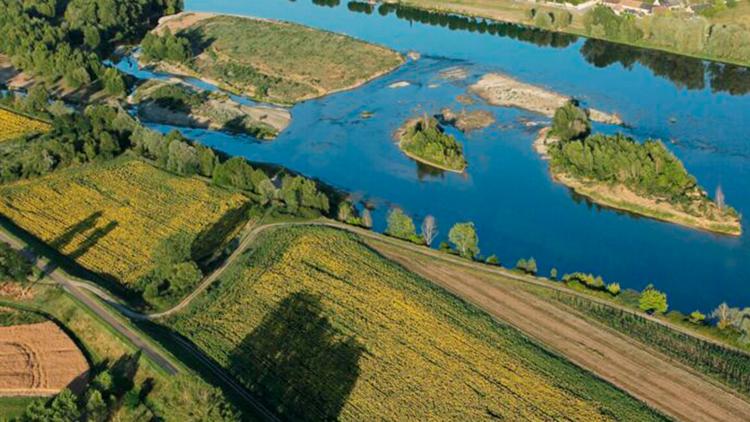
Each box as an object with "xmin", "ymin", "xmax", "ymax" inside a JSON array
[
  {"xmin": 130, "ymin": 79, "xmax": 290, "ymax": 139},
  {"xmin": 396, "ymin": 116, "xmax": 467, "ymax": 173},
  {"xmin": 141, "ymin": 12, "xmax": 405, "ymax": 106},
  {"xmin": 535, "ymin": 126, "xmax": 742, "ymax": 237},
  {"xmin": 470, "ymin": 73, "xmax": 623, "ymax": 125}
]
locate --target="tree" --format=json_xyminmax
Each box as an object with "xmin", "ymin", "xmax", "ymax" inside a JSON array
[
  {"xmin": 606, "ymin": 282, "xmax": 621, "ymax": 296},
  {"xmin": 361, "ymin": 208, "xmax": 373, "ymax": 229},
  {"xmin": 716, "ymin": 185, "xmax": 725, "ymax": 210},
  {"xmin": 639, "ymin": 285, "xmax": 668, "ymax": 314},
  {"xmin": 486, "ymin": 255, "xmax": 500, "ymax": 265},
  {"xmin": 689, "ymin": 311, "xmax": 706, "ymax": 324},
  {"xmin": 85, "ymin": 389, "xmax": 108, "ymax": 422},
  {"xmin": 421, "ymin": 215, "xmax": 438, "ymax": 246},
  {"xmin": 385, "ymin": 208, "xmax": 418, "ymax": 241},
  {"xmin": 102, "ymin": 67, "xmax": 126, "ymax": 97},
  {"xmin": 712, "ymin": 302, "xmax": 731, "ymax": 329},
  {"xmin": 448, "ymin": 222, "xmax": 479, "ymax": 259},
  {"xmin": 337, "ymin": 200, "xmax": 354, "ymax": 222},
  {"xmin": 550, "ymin": 268, "xmax": 558, "ymax": 280},
  {"xmin": 551, "ymin": 101, "xmax": 591, "ymax": 142}
]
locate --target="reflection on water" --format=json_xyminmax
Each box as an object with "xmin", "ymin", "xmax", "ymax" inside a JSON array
[{"xmin": 333, "ymin": 0, "xmax": 750, "ymax": 95}]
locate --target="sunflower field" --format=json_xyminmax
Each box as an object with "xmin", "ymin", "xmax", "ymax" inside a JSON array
[
  {"xmin": 0, "ymin": 107, "xmax": 50, "ymax": 142},
  {"xmin": 170, "ymin": 226, "xmax": 665, "ymax": 421},
  {"xmin": 0, "ymin": 158, "xmax": 249, "ymax": 288}
]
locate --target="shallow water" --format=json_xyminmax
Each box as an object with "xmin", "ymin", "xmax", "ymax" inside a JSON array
[{"xmin": 123, "ymin": 0, "xmax": 750, "ymax": 312}]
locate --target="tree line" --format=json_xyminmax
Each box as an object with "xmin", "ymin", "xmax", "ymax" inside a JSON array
[{"xmin": 0, "ymin": 0, "xmax": 181, "ymax": 94}]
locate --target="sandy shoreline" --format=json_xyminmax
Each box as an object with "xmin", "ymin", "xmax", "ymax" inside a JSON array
[
  {"xmin": 534, "ymin": 128, "xmax": 741, "ymax": 236},
  {"xmin": 470, "ymin": 73, "xmax": 623, "ymax": 125}
]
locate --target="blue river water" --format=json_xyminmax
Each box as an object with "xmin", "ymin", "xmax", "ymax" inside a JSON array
[{"xmin": 124, "ymin": 0, "xmax": 750, "ymax": 312}]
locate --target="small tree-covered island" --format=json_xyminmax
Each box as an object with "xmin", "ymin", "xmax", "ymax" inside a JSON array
[
  {"xmin": 536, "ymin": 102, "xmax": 742, "ymax": 236},
  {"xmin": 396, "ymin": 116, "xmax": 467, "ymax": 173}
]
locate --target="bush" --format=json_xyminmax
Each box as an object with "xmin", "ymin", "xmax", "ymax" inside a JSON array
[
  {"xmin": 606, "ymin": 283, "xmax": 621, "ymax": 296},
  {"xmin": 639, "ymin": 285, "xmax": 668, "ymax": 314},
  {"xmin": 551, "ymin": 101, "xmax": 591, "ymax": 142}
]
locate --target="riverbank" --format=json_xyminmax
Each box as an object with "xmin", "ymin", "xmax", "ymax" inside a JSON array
[
  {"xmin": 396, "ymin": 0, "xmax": 750, "ymax": 68},
  {"xmin": 129, "ymin": 79, "xmax": 290, "ymax": 139},
  {"xmin": 470, "ymin": 73, "xmax": 622, "ymax": 125},
  {"xmin": 396, "ymin": 117, "xmax": 467, "ymax": 173},
  {"xmin": 144, "ymin": 12, "xmax": 406, "ymax": 105},
  {"xmin": 534, "ymin": 129, "xmax": 742, "ymax": 236}
]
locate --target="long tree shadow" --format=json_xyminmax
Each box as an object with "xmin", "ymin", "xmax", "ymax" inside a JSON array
[
  {"xmin": 229, "ymin": 291, "xmax": 363, "ymax": 421},
  {"xmin": 50, "ymin": 211, "xmax": 103, "ymax": 250}
]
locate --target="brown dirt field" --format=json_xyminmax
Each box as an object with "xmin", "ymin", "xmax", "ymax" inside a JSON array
[
  {"xmin": 0, "ymin": 322, "xmax": 89, "ymax": 397},
  {"xmin": 366, "ymin": 238, "xmax": 750, "ymax": 422}
]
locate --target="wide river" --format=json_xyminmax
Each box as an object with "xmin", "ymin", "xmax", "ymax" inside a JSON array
[{"xmin": 126, "ymin": 0, "xmax": 750, "ymax": 312}]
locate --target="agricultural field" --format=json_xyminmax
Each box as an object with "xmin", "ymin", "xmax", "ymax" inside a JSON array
[
  {"xmin": 154, "ymin": 13, "xmax": 405, "ymax": 104},
  {"xmin": 0, "ymin": 157, "xmax": 249, "ymax": 295},
  {"xmin": 0, "ymin": 285, "xmax": 242, "ymax": 421},
  {"xmin": 170, "ymin": 226, "xmax": 664, "ymax": 421},
  {"xmin": 0, "ymin": 107, "xmax": 50, "ymax": 142},
  {"xmin": 0, "ymin": 321, "xmax": 89, "ymax": 397}
]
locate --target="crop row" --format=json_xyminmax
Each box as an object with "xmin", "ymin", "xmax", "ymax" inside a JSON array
[
  {"xmin": 0, "ymin": 108, "xmax": 50, "ymax": 142},
  {"xmin": 0, "ymin": 158, "xmax": 248, "ymax": 286},
  {"xmin": 171, "ymin": 226, "xmax": 662, "ymax": 421}
]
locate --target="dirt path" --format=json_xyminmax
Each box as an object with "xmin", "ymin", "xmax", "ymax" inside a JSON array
[{"xmin": 369, "ymin": 238, "xmax": 750, "ymax": 422}]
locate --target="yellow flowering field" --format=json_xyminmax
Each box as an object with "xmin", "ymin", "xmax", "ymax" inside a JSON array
[
  {"xmin": 0, "ymin": 158, "xmax": 249, "ymax": 287},
  {"xmin": 171, "ymin": 226, "xmax": 663, "ymax": 421},
  {"xmin": 0, "ymin": 107, "xmax": 51, "ymax": 142}
]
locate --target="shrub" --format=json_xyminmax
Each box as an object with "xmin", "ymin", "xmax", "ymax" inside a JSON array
[{"xmin": 639, "ymin": 285, "xmax": 668, "ymax": 314}]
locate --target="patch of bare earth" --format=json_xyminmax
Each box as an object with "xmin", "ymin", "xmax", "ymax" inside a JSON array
[
  {"xmin": 0, "ymin": 322, "xmax": 89, "ymax": 397},
  {"xmin": 469, "ymin": 73, "xmax": 622, "ymax": 125},
  {"xmin": 367, "ymin": 239, "xmax": 750, "ymax": 422},
  {"xmin": 153, "ymin": 12, "xmax": 216, "ymax": 35}
]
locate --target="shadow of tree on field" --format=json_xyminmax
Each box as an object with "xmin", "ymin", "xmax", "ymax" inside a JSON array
[
  {"xmin": 50, "ymin": 211, "xmax": 103, "ymax": 250},
  {"xmin": 229, "ymin": 291, "xmax": 363, "ymax": 421},
  {"xmin": 67, "ymin": 221, "xmax": 118, "ymax": 260}
]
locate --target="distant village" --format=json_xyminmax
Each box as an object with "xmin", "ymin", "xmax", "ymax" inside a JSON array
[{"xmin": 551, "ymin": 0, "xmax": 713, "ymax": 16}]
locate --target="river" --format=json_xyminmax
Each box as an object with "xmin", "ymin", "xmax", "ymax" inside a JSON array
[{"xmin": 118, "ymin": 0, "xmax": 750, "ymax": 312}]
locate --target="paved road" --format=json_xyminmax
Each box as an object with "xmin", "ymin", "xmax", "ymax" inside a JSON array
[
  {"xmin": 0, "ymin": 230, "xmax": 179, "ymax": 375},
  {"xmin": 0, "ymin": 229, "xmax": 279, "ymax": 421}
]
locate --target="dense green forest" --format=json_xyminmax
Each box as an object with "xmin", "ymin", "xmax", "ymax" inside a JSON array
[
  {"xmin": 398, "ymin": 117, "xmax": 467, "ymax": 172},
  {"xmin": 0, "ymin": 0, "xmax": 182, "ymax": 92}
]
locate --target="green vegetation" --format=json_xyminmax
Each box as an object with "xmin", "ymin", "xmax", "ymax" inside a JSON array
[
  {"xmin": 169, "ymin": 225, "xmax": 664, "ymax": 421},
  {"xmin": 0, "ymin": 306, "xmax": 46, "ymax": 326},
  {"xmin": 397, "ymin": 117, "xmax": 467, "ymax": 172},
  {"xmin": 143, "ymin": 14, "xmax": 404, "ymax": 104},
  {"xmin": 550, "ymin": 101, "xmax": 591, "ymax": 142},
  {"xmin": 0, "ymin": 241, "xmax": 33, "ymax": 283},
  {"xmin": 448, "ymin": 222, "xmax": 479, "ymax": 259},
  {"xmin": 141, "ymin": 28, "xmax": 193, "ymax": 64},
  {"xmin": 1, "ymin": 284, "xmax": 241, "ymax": 421},
  {"xmin": 385, "ymin": 208, "xmax": 422, "ymax": 243},
  {"xmin": 639, "ymin": 285, "xmax": 669, "ymax": 314},
  {"xmin": 0, "ymin": 0, "xmax": 180, "ymax": 92},
  {"xmin": 546, "ymin": 104, "xmax": 741, "ymax": 235},
  {"xmin": 515, "ymin": 257, "xmax": 538, "ymax": 275},
  {"xmin": 131, "ymin": 80, "xmax": 282, "ymax": 139}
]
